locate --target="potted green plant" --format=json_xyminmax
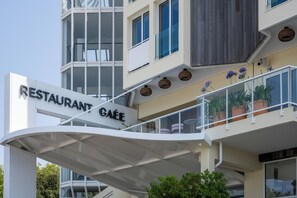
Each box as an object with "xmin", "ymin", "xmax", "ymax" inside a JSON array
[
  {"xmin": 253, "ymin": 85, "xmax": 273, "ymax": 116},
  {"xmin": 229, "ymin": 90, "xmax": 249, "ymax": 122},
  {"xmin": 208, "ymin": 95, "xmax": 226, "ymax": 126}
]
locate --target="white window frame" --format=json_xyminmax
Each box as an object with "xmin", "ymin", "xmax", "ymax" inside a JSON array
[{"xmin": 131, "ymin": 11, "xmax": 149, "ymax": 48}]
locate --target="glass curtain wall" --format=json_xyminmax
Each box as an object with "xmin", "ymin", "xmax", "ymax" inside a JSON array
[
  {"xmin": 61, "ymin": 0, "xmax": 125, "ymax": 106},
  {"xmin": 60, "ymin": 2, "xmax": 125, "ymax": 196}
]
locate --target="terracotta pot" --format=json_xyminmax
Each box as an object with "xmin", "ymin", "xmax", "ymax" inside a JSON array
[
  {"xmin": 231, "ymin": 106, "xmax": 247, "ymax": 122},
  {"xmin": 214, "ymin": 111, "xmax": 226, "ymax": 126},
  {"xmin": 253, "ymin": 100, "xmax": 268, "ymax": 116}
]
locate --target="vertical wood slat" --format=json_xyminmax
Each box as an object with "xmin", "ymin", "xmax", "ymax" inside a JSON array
[{"xmin": 191, "ymin": 0, "xmax": 263, "ymax": 67}]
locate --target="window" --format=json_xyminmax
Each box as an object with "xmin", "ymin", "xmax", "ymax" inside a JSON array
[
  {"xmin": 62, "ymin": 68, "xmax": 71, "ymax": 90},
  {"xmin": 74, "ymin": 14, "xmax": 86, "ymax": 62},
  {"xmin": 132, "ymin": 12, "xmax": 149, "ymax": 47},
  {"xmin": 143, "ymin": 12, "xmax": 149, "ymax": 41},
  {"xmin": 87, "ymin": 14, "xmax": 99, "ymax": 61},
  {"xmin": 265, "ymin": 159, "xmax": 296, "ymax": 197},
  {"xmin": 73, "ymin": 67, "xmax": 85, "ymax": 93},
  {"xmin": 267, "ymin": 0, "xmax": 288, "ymax": 8},
  {"xmin": 156, "ymin": 0, "xmax": 179, "ymax": 59},
  {"xmin": 100, "ymin": 67, "xmax": 112, "ymax": 101},
  {"xmin": 101, "ymin": 13, "xmax": 113, "ymax": 61},
  {"xmin": 61, "ymin": 167, "xmax": 71, "ymax": 182},
  {"xmin": 115, "ymin": 12, "xmax": 123, "ymax": 61},
  {"xmin": 62, "ymin": 16, "xmax": 71, "ymax": 64},
  {"xmin": 132, "ymin": 16, "xmax": 142, "ymax": 46},
  {"xmin": 87, "ymin": 67, "xmax": 99, "ymax": 97}
]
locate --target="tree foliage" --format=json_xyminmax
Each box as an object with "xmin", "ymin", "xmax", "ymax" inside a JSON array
[
  {"xmin": 0, "ymin": 163, "xmax": 60, "ymax": 198},
  {"xmin": 147, "ymin": 170, "xmax": 229, "ymax": 198},
  {"xmin": 36, "ymin": 163, "xmax": 60, "ymax": 198},
  {"xmin": 0, "ymin": 165, "xmax": 3, "ymax": 198}
]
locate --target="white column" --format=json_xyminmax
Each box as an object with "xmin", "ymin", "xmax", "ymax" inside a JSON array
[{"xmin": 4, "ymin": 73, "xmax": 37, "ymax": 198}]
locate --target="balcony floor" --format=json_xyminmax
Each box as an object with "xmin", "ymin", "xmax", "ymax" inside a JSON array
[{"xmin": 207, "ymin": 107, "xmax": 297, "ymax": 154}]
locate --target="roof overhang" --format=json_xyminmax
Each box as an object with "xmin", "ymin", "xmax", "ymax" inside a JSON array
[{"xmin": 1, "ymin": 126, "xmax": 211, "ymax": 196}]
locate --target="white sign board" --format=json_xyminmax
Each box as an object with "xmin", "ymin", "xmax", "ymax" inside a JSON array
[{"xmin": 6, "ymin": 73, "xmax": 137, "ymax": 132}]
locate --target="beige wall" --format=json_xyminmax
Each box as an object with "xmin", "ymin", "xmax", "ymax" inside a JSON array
[
  {"xmin": 245, "ymin": 169, "xmax": 264, "ymax": 198},
  {"xmin": 259, "ymin": 0, "xmax": 297, "ymax": 31},
  {"xmin": 123, "ymin": 0, "xmax": 191, "ymax": 89},
  {"xmin": 138, "ymin": 45, "xmax": 297, "ymax": 119}
]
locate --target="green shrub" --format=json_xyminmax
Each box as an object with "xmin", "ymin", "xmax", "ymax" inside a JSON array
[{"xmin": 147, "ymin": 170, "xmax": 229, "ymax": 198}]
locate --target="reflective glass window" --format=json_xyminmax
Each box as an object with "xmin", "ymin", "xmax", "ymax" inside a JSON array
[
  {"xmin": 101, "ymin": 0, "xmax": 113, "ymax": 7},
  {"xmin": 73, "ymin": 67, "xmax": 85, "ymax": 93},
  {"xmin": 61, "ymin": 187, "xmax": 72, "ymax": 198},
  {"xmin": 115, "ymin": 13, "xmax": 123, "ymax": 61},
  {"xmin": 143, "ymin": 12, "xmax": 149, "ymax": 41},
  {"xmin": 74, "ymin": 14, "xmax": 86, "ymax": 62},
  {"xmin": 100, "ymin": 67, "xmax": 112, "ymax": 101},
  {"xmin": 114, "ymin": 0, "xmax": 123, "ymax": 7},
  {"xmin": 61, "ymin": 167, "xmax": 71, "ymax": 182},
  {"xmin": 159, "ymin": 0, "xmax": 170, "ymax": 58},
  {"xmin": 87, "ymin": 67, "xmax": 99, "ymax": 97},
  {"xmin": 265, "ymin": 159, "xmax": 296, "ymax": 197},
  {"xmin": 132, "ymin": 16, "xmax": 142, "ymax": 46},
  {"xmin": 62, "ymin": 0, "xmax": 71, "ymax": 13},
  {"xmin": 63, "ymin": 16, "xmax": 71, "ymax": 65},
  {"xmin": 87, "ymin": 14, "xmax": 99, "ymax": 62},
  {"xmin": 73, "ymin": 172, "xmax": 85, "ymax": 181},
  {"xmin": 88, "ymin": 0, "xmax": 99, "ymax": 7},
  {"xmin": 171, "ymin": 0, "xmax": 179, "ymax": 52},
  {"xmin": 101, "ymin": 13, "xmax": 113, "ymax": 61},
  {"xmin": 62, "ymin": 68, "xmax": 71, "ymax": 90},
  {"xmin": 74, "ymin": 0, "xmax": 85, "ymax": 7}
]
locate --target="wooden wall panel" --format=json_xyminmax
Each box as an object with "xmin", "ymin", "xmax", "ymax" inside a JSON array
[{"xmin": 191, "ymin": 0, "xmax": 264, "ymax": 67}]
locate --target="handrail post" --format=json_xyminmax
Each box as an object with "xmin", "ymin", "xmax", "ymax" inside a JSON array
[
  {"xmin": 251, "ymin": 80, "xmax": 255, "ymax": 123},
  {"xmin": 225, "ymin": 88, "xmax": 229, "ymax": 129},
  {"xmin": 158, "ymin": 118, "xmax": 161, "ymax": 134},
  {"xmin": 202, "ymin": 97, "xmax": 205, "ymax": 131},
  {"xmin": 178, "ymin": 112, "xmax": 181, "ymax": 134},
  {"xmin": 280, "ymin": 69, "xmax": 284, "ymax": 116},
  {"xmin": 288, "ymin": 67, "xmax": 292, "ymax": 106}
]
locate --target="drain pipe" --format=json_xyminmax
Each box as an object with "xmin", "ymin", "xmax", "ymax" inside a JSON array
[{"xmin": 215, "ymin": 142, "xmax": 223, "ymax": 168}]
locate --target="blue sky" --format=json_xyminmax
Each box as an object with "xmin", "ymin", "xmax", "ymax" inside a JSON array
[{"xmin": 0, "ymin": 1, "xmax": 61, "ymax": 164}]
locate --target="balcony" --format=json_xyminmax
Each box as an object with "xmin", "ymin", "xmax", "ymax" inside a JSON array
[
  {"xmin": 123, "ymin": 66, "xmax": 297, "ymax": 134},
  {"xmin": 155, "ymin": 24, "xmax": 179, "ymax": 59},
  {"xmin": 128, "ymin": 40, "xmax": 149, "ymax": 72}
]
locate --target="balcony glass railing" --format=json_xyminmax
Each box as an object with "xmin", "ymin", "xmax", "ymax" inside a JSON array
[
  {"xmin": 123, "ymin": 104, "xmax": 201, "ymax": 134},
  {"xmin": 123, "ymin": 66, "xmax": 297, "ymax": 134},
  {"xmin": 198, "ymin": 65, "xmax": 297, "ymax": 130},
  {"xmin": 155, "ymin": 24, "xmax": 179, "ymax": 59},
  {"xmin": 267, "ymin": 0, "xmax": 288, "ymax": 8}
]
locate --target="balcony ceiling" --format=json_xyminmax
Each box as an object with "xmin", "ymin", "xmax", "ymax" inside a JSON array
[
  {"xmin": 208, "ymin": 107, "xmax": 297, "ymax": 155},
  {"xmin": 1, "ymin": 126, "xmax": 210, "ymax": 197},
  {"xmin": 133, "ymin": 64, "xmax": 237, "ymax": 105}
]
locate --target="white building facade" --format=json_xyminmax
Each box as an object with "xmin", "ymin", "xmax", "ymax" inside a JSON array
[{"xmin": 2, "ymin": 0, "xmax": 297, "ymax": 198}]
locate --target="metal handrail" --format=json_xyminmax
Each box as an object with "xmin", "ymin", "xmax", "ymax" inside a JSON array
[
  {"xmin": 122, "ymin": 103, "xmax": 202, "ymax": 132},
  {"xmin": 123, "ymin": 66, "xmax": 297, "ymax": 134},
  {"xmin": 197, "ymin": 65, "xmax": 296, "ymax": 99}
]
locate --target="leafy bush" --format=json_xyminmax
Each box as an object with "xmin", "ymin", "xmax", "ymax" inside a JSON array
[
  {"xmin": 0, "ymin": 165, "xmax": 3, "ymax": 198},
  {"xmin": 147, "ymin": 170, "xmax": 229, "ymax": 198}
]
